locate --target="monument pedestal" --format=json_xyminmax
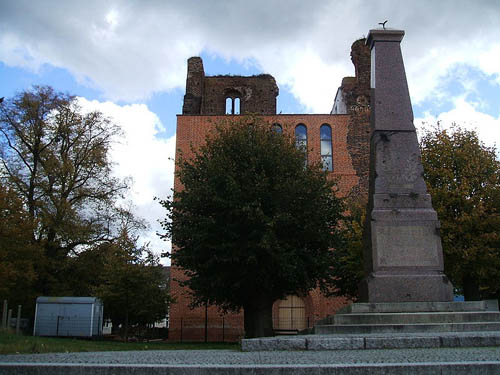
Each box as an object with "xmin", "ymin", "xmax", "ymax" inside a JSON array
[
  {"xmin": 360, "ymin": 273, "xmax": 453, "ymax": 303},
  {"xmin": 360, "ymin": 28, "xmax": 453, "ymax": 302}
]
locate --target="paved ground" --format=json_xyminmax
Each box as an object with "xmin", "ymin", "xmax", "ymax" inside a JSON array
[
  {"xmin": 1, "ymin": 346, "xmax": 500, "ymax": 365},
  {"xmin": 2, "ymin": 348, "xmax": 500, "ymax": 374}
]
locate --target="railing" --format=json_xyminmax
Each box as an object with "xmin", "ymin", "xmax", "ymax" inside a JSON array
[
  {"xmin": 1, "ymin": 300, "xmax": 24, "ymax": 335},
  {"xmin": 168, "ymin": 317, "xmax": 244, "ymax": 343},
  {"xmin": 168, "ymin": 316, "xmax": 314, "ymax": 342}
]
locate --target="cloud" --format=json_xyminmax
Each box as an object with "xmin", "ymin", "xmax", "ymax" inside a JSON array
[
  {"xmin": 2, "ymin": 0, "xmax": 500, "ymax": 113},
  {"xmin": 77, "ymin": 98, "xmax": 175, "ymax": 261},
  {"xmin": 2, "ymin": 0, "xmax": 499, "ymax": 263},
  {"xmin": 415, "ymin": 96, "xmax": 500, "ymax": 155}
]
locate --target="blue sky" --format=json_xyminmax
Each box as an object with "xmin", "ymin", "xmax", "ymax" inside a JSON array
[{"xmin": 1, "ymin": 0, "xmax": 500, "ymax": 258}]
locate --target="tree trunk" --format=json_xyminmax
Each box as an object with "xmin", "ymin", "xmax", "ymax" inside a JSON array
[
  {"xmin": 124, "ymin": 309, "xmax": 129, "ymax": 342},
  {"xmin": 243, "ymin": 298, "xmax": 274, "ymax": 338},
  {"xmin": 463, "ymin": 272, "xmax": 481, "ymax": 301}
]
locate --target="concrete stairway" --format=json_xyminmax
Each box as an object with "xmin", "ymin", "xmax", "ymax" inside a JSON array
[
  {"xmin": 314, "ymin": 300, "xmax": 500, "ymax": 335},
  {"xmin": 241, "ymin": 300, "xmax": 500, "ymax": 351}
]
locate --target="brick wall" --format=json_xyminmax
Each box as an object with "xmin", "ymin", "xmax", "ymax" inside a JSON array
[
  {"xmin": 169, "ymin": 114, "xmax": 359, "ymax": 341},
  {"xmin": 182, "ymin": 56, "xmax": 278, "ymax": 115},
  {"xmin": 202, "ymin": 75, "xmax": 278, "ymax": 115},
  {"xmin": 169, "ymin": 40, "xmax": 371, "ymax": 341},
  {"xmin": 345, "ymin": 39, "xmax": 371, "ymax": 200}
]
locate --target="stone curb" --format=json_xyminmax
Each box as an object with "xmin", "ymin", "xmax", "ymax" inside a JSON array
[
  {"xmin": 241, "ymin": 332, "xmax": 500, "ymax": 351},
  {"xmin": 2, "ymin": 362, "xmax": 500, "ymax": 375}
]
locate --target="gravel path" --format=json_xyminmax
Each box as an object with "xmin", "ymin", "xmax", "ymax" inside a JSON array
[{"xmin": 1, "ymin": 347, "xmax": 500, "ymax": 365}]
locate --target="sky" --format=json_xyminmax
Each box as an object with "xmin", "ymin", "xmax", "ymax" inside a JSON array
[{"xmin": 1, "ymin": 0, "xmax": 500, "ymax": 262}]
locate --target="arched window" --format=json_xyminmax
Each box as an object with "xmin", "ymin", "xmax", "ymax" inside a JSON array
[
  {"xmin": 272, "ymin": 123, "xmax": 282, "ymax": 134},
  {"xmin": 225, "ymin": 96, "xmax": 241, "ymax": 115},
  {"xmin": 320, "ymin": 124, "xmax": 332, "ymax": 171},
  {"xmin": 234, "ymin": 98, "xmax": 240, "ymax": 114},
  {"xmin": 295, "ymin": 124, "xmax": 307, "ymax": 166}
]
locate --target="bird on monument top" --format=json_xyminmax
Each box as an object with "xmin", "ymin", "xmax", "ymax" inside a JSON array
[{"xmin": 378, "ymin": 20, "xmax": 388, "ymax": 29}]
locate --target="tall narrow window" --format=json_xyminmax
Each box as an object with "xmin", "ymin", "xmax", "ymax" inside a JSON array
[
  {"xmin": 272, "ymin": 123, "xmax": 282, "ymax": 134},
  {"xmin": 295, "ymin": 124, "xmax": 307, "ymax": 166},
  {"xmin": 320, "ymin": 124, "xmax": 332, "ymax": 171},
  {"xmin": 225, "ymin": 97, "xmax": 241, "ymax": 114},
  {"xmin": 234, "ymin": 98, "xmax": 240, "ymax": 114}
]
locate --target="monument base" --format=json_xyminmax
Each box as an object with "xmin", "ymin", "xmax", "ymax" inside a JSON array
[{"xmin": 359, "ymin": 272, "xmax": 454, "ymax": 303}]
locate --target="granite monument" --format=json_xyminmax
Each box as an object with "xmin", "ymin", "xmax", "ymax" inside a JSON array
[{"xmin": 359, "ymin": 29, "xmax": 454, "ymax": 302}]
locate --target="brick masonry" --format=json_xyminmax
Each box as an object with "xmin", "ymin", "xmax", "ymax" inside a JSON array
[
  {"xmin": 182, "ymin": 57, "xmax": 279, "ymax": 115},
  {"xmin": 169, "ymin": 39, "xmax": 371, "ymax": 342}
]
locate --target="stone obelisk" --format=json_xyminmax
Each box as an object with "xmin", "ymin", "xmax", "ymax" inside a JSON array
[{"xmin": 359, "ymin": 29, "xmax": 454, "ymax": 303}]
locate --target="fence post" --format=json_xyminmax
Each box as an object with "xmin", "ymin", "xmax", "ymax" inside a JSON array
[
  {"xmin": 1, "ymin": 300, "xmax": 7, "ymax": 330},
  {"xmin": 180, "ymin": 318, "xmax": 183, "ymax": 342},
  {"xmin": 222, "ymin": 316, "xmax": 225, "ymax": 343},
  {"xmin": 204, "ymin": 303, "xmax": 208, "ymax": 343},
  {"xmin": 7, "ymin": 309, "xmax": 12, "ymax": 330},
  {"xmin": 16, "ymin": 305, "xmax": 21, "ymax": 335}
]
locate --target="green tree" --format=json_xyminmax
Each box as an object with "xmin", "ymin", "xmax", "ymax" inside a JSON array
[
  {"xmin": 94, "ymin": 232, "xmax": 171, "ymax": 341},
  {"xmin": 420, "ymin": 124, "xmax": 500, "ymax": 300},
  {"xmin": 329, "ymin": 198, "xmax": 365, "ymax": 299},
  {"xmin": 0, "ymin": 86, "xmax": 131, "ymax": 295},
  {"xmin": 159, "ymin": 116, "xmax": 346, "ymax": 338},
  {"xmin": 0, "ymin": 183, "xmax": 41, "ymax": 314}
]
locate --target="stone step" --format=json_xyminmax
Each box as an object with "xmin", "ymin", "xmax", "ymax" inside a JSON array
[
  {"xmin": 314, "ymin": 322, "xmax": 500, "ymax": 334},
  {"xmin": 337, "ymin": 300, "xmax": 498, "ymax": 314},
  {"xmin": 332, "ymin": 311, "xmax": 500, "ymax": 325},
  {"xmin": 241, "ymin": 331, "xmax": 500, "ymax": 351},
  {"xmin": 3, "ymin": 362, "xmax": 500, "ymax": 375}
]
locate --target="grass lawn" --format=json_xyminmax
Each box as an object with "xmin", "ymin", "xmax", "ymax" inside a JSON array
[{"xmin": 0, "ymin": 331, "xmax": 239, "ymax": 354}]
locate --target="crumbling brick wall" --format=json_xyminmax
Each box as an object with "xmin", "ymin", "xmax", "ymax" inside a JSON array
[
  {"xmin": 182, "ymin": 57, "xmax": 278, "ymax": 115},
  {"xmin": 345, "ymin": 39, "xmax": 371, "ymax": 201}
]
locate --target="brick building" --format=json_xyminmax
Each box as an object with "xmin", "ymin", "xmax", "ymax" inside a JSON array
[{"xmin": 168, "ymin": 38, "xmax": 371, "ymax": 342}]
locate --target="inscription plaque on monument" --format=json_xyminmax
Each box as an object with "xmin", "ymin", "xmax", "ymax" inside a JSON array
[
  {"xmin": 359, "ymin": 29, "xmax": 453, "ymax": 303},
  {"xmin": 376, "ymin": 225, "xmax": 440, "ymax": 268}
]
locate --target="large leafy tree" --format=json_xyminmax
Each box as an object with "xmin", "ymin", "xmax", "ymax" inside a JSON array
[
  {"xmin": 0, "ymin": 183, "xmax": 41, "ymax": 313},
  {"xmin": 0, "ymin": 86, "xmax": 130, "ymax": 295},
  {"xmin": 328, "ymin": 198, "xmax": 365, "ymax": 299},
  {"xmin": 420, "ymin": 124, "xmax": 500, "ymax": 300},
  {"xmin": 94, "ymin": 232, "xmax": 171, "ymax": 341},
  {"xmin": 159, "ymin": 116, "xmax": 346, "ymax": 338}
]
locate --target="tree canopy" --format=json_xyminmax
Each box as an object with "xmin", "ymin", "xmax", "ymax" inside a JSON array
[
  {"xmin": 93, "ymin": 232, "xmax": 171, "ymax": 341},
  {"xmin": 0, "ymin": 86, "xmax": 131, "ymax": 295},
  {"xmin": 420, "ymin": 124, "xmax": 500, "ymax": 300},
  {"xmin": 0, "ymin": 87, "xmax": 170, "ymax": 332},
  {"xmin": 159, "ymin": 116, "xmax": 347, "ymax": 338},
  {"xmin": 0, "ymin": 183, "xmax": 40, "ymax": 313},
  {"xmin": 328, "ymin": 198, "xmax": 365, "ymax": 300},
  {"xmin": 328, "ymin": 124, "xmax": 500, "ymax": 302}
]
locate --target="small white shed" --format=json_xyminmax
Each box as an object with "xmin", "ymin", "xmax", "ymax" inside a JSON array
[{"xmin": 33, "ymin": 297, "xmax": 103, "ymax": 337}]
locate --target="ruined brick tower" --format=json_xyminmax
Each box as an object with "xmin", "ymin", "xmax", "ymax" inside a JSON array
[
  {"xmin": 182, "ymin": 56, "xmax": 279, "ymax": 115},
  {"xmin": 168, "ymin": 39, "xmax": 371, "ymax": 342}
]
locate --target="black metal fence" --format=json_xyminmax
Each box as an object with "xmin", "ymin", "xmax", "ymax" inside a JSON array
[
  {"xmin": 169, "ymin": 317, "xmax": 244, "ymax": 342},
  {"xmin": 168, "ymin": 316, "xmax": 314, "ymax": 342}
]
